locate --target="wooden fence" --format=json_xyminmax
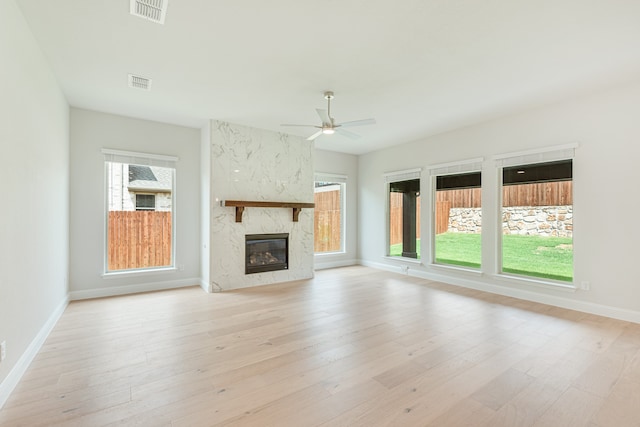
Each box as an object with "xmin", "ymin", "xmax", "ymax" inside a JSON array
[
  {"xmin": 392, "ymin": 182, "xmax": 573, "ymax": 239},
  {"xmin": 389, "ymin": 193, "xmax": 421, "ymax": 246},
  {"xmin": 436, "ymin": 188, "xmax": 482, "ymax": 208},
  {"xmin": 314, "ymin": 189, "xmax": 342, "ymax": 252},
  {"xmin": 436, "ymin": 201, "xmax": 451, "ymax": 234},
  {"xmin": 108, "ymin": 211, "xmax": 172, "ymax": 271},
  {"xmin": 436, "ymin": 182, "xmax": 572, "ymax": 208},
  {"xmin": 318, "ymin": 181, "xmax": 572, "ymax": 247},
  {"xmin": 502, "ymin": 181, "xmax": 572, "ymax": 207}
]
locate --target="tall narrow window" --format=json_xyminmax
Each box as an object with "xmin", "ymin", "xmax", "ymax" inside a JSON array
[
  {"xmin": 314, "ymin": 174, "xmax": 346, "ymax": 253},
  {"xmin": 434, "ymin": 171, "xmax": 482, "ymax": 268},
  {"xmin": 103, "ymin": 149, "xmax": 177, "ymax": 273},
  {"xmin": 386, "ymin": 169, "xmax": 421, "ymax": 259},
  {"xmin": 501, "ymin": 159, "xmax": 573, "ymax": 282}
]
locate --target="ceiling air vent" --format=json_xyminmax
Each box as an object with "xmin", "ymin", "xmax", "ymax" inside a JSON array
[
  {"xmin": 128, "ymin": 74, "xmax": 152, "ymax": 91},
  {"xmin": 130, "ymin": 0, "xmax": 168, "ymax": 24}
]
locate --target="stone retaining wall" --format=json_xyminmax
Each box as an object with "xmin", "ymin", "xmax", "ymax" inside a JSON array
[
  {"xmin": 447, "ymin": 206, "xmax": 573, "ymax": 237},
  {"xmin": 448, "ymin": 208, "xmax": 482, "ymax": 233}
]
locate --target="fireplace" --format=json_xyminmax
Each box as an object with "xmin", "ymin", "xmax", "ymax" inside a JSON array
[{"xmin": 245, "ymin": 233, "xmax": 289, "ymax": 274}]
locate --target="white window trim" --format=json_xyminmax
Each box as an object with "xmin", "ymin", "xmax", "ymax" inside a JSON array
[
  {"xmin": 383, "ymin": 255, "xmax": 423, "ymax": 265},
  {"xmin": 429, "ymin": 158, "xmax": 483, "ymax": 270},
  {"xmin": 493, "ymin": 143, "xmax": 577, "ymax": 167},
  {"xmin": 428, "ymin": 157, "xmax": 484, "ymax": 176},
  {"xmin": 315, "ymin": 172, "xmax": 347, "ymax": 183},
  {"xmin": 101, "ymin": 266, "xmax": 178, "ymax": 279},
  {"xmin": 384, "ymin": 167, "xmax": 422, "ymax": 183},
  {"xmin": 495, "ymin": 272, "xmax": 577, "ymax": 292},
  {"xmin": 101, "ymin": 148, "xmax": 178, "ymax": 167},
  {"xmin": 385, "ymin": 168, "xmax": 422, "ymax": 260},
  {"xmin": 103, "ymin": 149, "xmax": 178, "ymax": 276},
  {"xmin": 495, "ymin": 143, "xmax": 576, "ymax": 287}
]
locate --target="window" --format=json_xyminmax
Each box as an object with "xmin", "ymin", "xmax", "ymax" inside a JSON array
[
  {"xmin": 314, "ymin": 173, "xmax": 346, "ymax": 253},
  {"xmin": 434, "ymin": 171, "xmax": 482, "ymax": 268},
  {"xmin": 500, "ymin": 157, "xmax": 573, "ymax": 282},
  {"xmin": 103, "ymin": 149, "xmax": 177, "ymax": 273},
  {"xmin": 386, "ymin": 169, "xmax": 421, "ymax": 259},
  {"xmin": 135, "ymin": 194, "xmax": 156, "ymax": 211}
]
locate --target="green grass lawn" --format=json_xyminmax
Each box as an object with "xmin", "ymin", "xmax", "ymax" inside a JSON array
[
  {"xmin": 501, "ymin": 234, "xmax": 573, "ymax": 282},
  {"xmin": 390, "ymin": 233, "xmax": 573, "ymax": 282},
  {"xmin": 434, "ymin": 233, "xmax": 481, "ymax": 269}
]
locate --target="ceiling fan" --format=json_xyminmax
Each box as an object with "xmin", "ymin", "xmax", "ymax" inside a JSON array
[{"xmin": 281, "ymin": 91, "xmax": 376, "ymax": 141}]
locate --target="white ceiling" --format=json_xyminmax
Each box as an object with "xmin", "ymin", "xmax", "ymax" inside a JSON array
[{"xmin": 15, "ymin": 0, "xmax": 640, "ymax": 155}]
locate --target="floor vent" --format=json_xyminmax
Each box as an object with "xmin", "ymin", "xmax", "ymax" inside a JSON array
[
  {"xmin": 128, "ymin": 74, "xmax": 152, "ymax": 91},
  {"xmin": 130, "ymin": 0, "xmax": 168, "ymax": 24}
]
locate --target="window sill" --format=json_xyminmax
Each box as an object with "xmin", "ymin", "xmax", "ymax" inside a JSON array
[
  {"xmin": 315, "ymin": 251, "xmax": 347, "ymax": 257},
  {"xmin": 495, "ymin": 273, "xmax": 577, "ymax": 292},
  {"xmin": 430, "ymin": 263, "xmax": 483, "ymax": 276},
  {"xmin": 102, "ymin": 267, "xmax": 177, "ymax": 279},
  {"xmin": 384, "ymin": 256, "xmax": 422, "ymax": 265}
]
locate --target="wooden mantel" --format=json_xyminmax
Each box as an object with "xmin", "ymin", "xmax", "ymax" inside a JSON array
[{"xmin": 222, "ymin": 200, "xmax": 315, "ymax": 223}]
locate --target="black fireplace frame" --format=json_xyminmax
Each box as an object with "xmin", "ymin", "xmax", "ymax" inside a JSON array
[{"xmin": 245, "ymin": 233, "xmax": 289, "ymax": 274}]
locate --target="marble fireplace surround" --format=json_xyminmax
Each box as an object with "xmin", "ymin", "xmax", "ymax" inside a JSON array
[{"xmin": 209, "ymin": 121, "xmax": 315, "ymax": 291}]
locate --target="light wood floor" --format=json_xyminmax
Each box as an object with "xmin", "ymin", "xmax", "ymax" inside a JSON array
[{"xmin": 1, "ymin": 266, "xmax": 640, "ymax": 426}]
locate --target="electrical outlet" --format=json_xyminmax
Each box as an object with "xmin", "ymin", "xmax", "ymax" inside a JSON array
[
  {"xmin": 1, "ymin": 341, "xmax": 6, "ymax": 362},
  {"xmin": 580, "ymin": 281, "xmax": 590, "ymax": 291}
]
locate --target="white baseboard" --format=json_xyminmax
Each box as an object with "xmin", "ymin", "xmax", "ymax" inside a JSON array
[
  {"xmin": 0, "ymin": 295, "xmax": 69, "ymax": 410},
  {"xmin": 200, "ymin": 278, "xmax": 213, "ymax": 293},
  {"xmin": 359, "ymin": 259, "xmax": 640, "ymax": 324},
  {"xmin": 69, "ymin": 277, "xmax": 201, "ymax": 300},
  {"xmin": 314, "ymin": 258, "xmax": 358, "ymax": 270}
]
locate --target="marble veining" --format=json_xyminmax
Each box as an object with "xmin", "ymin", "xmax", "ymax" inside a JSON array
[{"xmin": 210, "ymin": 120, "xmax": 314, "ymax": 291}]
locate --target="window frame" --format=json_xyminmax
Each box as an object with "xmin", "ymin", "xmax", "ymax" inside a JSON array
[
  {"xmin": 494, "ymin": 144, "xmax": 576, "ymax": 287},
  {"xmin": 428, "ymin": 158, "xmax": 484, "ymax": 271},
  {"xmin": 313, "ymin": 173, "xmax": 347, "ymax": 255},
  {"xmin": 384, "ymin": 168, "xmax": 422, "ymax": 261},
  {"xmin": 135, "ymin": 193, "xmax": 156, "ymax": 211},
  {"xmin": 102, "ymin": 149, "xmax": 178, "ymax": 276}
]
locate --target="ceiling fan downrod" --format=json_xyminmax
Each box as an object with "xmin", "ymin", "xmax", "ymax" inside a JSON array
[{"xmin": 324, "ymin": 91, "xmax": 334, "ymax": 124}]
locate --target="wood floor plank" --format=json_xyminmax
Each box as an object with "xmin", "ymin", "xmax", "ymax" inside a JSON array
[
  {"xmin": 590, "ymin": 376, "xmax": 640, "ymax": 427},
  {"xmin": 531, "ymin": 386, "xmax": 604, "ymax": 427},
  {"xmin": 470, "ymin": 368, "xmax": 535, "ymax": 411},
  {"xmin": 1, "ymin": 266, "xmax": 640, "ymax": 426},
  {"xmin": 482, "ymin": 378, "xmax": 565, "ymax": 427},
  {"xmin": 426, "ymin": 398, "xmax": 496, "ymax": 427}
]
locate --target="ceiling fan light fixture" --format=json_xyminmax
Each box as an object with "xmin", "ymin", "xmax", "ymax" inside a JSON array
[{"xmin": 322, "ymin": 128, "xmax": 335, "ymax": 135}]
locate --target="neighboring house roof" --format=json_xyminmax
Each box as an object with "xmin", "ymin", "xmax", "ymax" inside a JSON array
[{"xmin": 128, "ymin": 165, "xmax": 172, "ymax": 193}]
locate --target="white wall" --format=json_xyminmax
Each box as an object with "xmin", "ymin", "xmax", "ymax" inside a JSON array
[
  {"xmin": 209, "ymin": 121, "xmax": 314, "ymax": 291},
  {"xmin": 69, "ymin": 108, "xmax": 201, "ymax": 299},
  {"xmin": 358, "ymin": 79, "xmax": 640, "ymax": 321},
  {"xmin": 200, "ymin": 123, "xmax": 211, "ymax": 291},
  {"xmin": 0, "ymin": 0, "xmax": 69, "ymax": 405},
  {"xmin": 314, "ymin": 149, "xmax": 359, "ymax": 269}
]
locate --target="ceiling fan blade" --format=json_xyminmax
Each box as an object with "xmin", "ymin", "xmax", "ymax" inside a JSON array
[
  {"xmin": 335, "ymin": 128, "xmax": 361, "ymax": 140},
  {"xmin": 307, "ymin": 130, "xmax": 323, "ymax": 141},
  {"xmin": 338, "ymin": 118, "xmax": 376, "ymax": 127},
  {"xmin": 316, "ymin": 109, "xmax": 332, "ymax": 125},
  {"xmin": 281, "ymin": 123, "xmax": 318, "ymax": 128}
]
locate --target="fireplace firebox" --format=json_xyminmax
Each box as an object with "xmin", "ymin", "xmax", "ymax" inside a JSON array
[{"xmin": 245, "ymin": 233, "xmax": 289, "ymax": 274}]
